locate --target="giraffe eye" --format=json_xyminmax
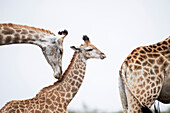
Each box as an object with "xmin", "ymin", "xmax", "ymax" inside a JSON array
[
  {"xmin": 86, "ymin": 49, "xmax": 93, "ymax": 51},
  {"xmin": 59, "ymin": 49, "xmax": 63, "ymax": 54}
]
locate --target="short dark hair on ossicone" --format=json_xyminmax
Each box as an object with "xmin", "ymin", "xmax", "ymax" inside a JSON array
[
  {"xmin": 62, "ymin": 30, "xmax": 68, "ymax": 35},
  {"xmin": 83, "ymin": 35, "xmax": 89, "ymax": 41},
  {"xmin": 58, "ymin": 30, "xmax": 68, "ymax": 35}
]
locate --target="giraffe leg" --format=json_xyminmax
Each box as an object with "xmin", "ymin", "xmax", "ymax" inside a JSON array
[
  {"xmin": 125, "ymin": 89, "xmax": 144, "ymax": 113},
  {"xmin": 118, "ymin": 76, "xmax": 128, "ymax": 113},
  {"xmin": 126, "ymin": 91, "xmax": 155, "ymax": 113},
  {"xmin": 125, "ymin": 74, "xmax": 164, "ymax": 113},
  {"xmin": 158, "ymin": 66, "xmax": 170, "ymax": 103}
]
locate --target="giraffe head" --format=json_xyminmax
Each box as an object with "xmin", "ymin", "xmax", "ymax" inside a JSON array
[
  {"xmin": 42, "ymin": 30, "xmax": 68, "ymax": 79},
  {"xmin": 70, "ymin": 35, "xmax": 106, "ymax": 60}
]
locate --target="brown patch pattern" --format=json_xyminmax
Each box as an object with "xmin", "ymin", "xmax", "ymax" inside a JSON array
[
  {"xmin": 120, "ymin": 36, "xmax": 170, "ymax": 113},
  {"xmin": 0, "ymin": 52, "xmax": 88, "ymax": 113}
]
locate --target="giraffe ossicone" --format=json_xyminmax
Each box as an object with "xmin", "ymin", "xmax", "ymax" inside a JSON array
[
  {"xmin": 0, "ymin": 35, "xmax": 106, "ymax": 113},
  {"xmin": 0, "ymin": 23, "xmax": 68, "ymax": 79},
  {"xmin": 119, "ymin": 36, "xmax": 170, "ymax": 113}
]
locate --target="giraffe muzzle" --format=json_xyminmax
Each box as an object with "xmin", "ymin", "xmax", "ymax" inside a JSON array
[
  {"xmin": 53, "ymin": 67, "xmax": 63, "ymax": 80},
  {"xmin": 54, "ymin": 72, "xmax": 62, "ymax": 80},
  {"xmin": 100, "ymin": 53, "xmax": 106, "ymax": 59}
]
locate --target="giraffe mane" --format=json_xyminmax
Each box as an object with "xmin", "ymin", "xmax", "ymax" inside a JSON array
[
  {"xmin": 0, "ymin": 23, "xmax": 55, "ymax": 36},
  {"xmin": 37, "ymin": 52, "xmax": 78, "ymax": 94}
]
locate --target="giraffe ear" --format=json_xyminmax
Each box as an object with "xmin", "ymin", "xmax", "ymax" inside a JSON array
[{"xmin": 70, "ymin": 46, "xmax": 81, "ymax": 52}]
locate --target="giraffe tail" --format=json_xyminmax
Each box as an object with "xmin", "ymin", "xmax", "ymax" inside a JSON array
[{"xmin": 120, "ymin": 62, "xmax": 154, "ymax": 113}]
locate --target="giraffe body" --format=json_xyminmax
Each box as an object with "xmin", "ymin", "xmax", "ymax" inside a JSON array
[
  {"xmin": 0, "ymin": 23, "xmax": 68, "ymax": 79},
  {"xmin": 0, "ymin": 36, "xmax": 106, "ymax": 113},
  {"xmin": 119, "ymin": 36, "xmax": 170, "ymax": 113}
]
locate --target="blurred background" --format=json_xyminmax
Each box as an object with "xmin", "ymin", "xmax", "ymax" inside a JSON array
[{"xmin": 0, "ymin": 0, "xmax": 170, "ymax": 112}]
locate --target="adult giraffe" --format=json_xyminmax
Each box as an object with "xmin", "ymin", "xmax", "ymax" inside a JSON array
[
  {"xmin": 0, "ymin": 35, "xmax": 106, "ymax": 113},
  {"xmin": 0, "ymin": 23, "xmax": 68, "ymax": 79},
  {"xmin": 119, "ymin": 36, "xmax": 170, "ymax": 113}
]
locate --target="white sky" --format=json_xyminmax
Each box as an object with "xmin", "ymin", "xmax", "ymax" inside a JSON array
[{"xmin": 0, "ymin": 0, "xmax": 170, "ymax": 112}]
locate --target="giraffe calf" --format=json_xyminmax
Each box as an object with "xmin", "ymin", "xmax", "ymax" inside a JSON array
[{"xmin": 0, "ymin": 35, "xmax": 106, "ymax": 113}]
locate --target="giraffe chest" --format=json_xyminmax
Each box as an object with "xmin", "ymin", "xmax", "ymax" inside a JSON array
[{"xmin": 158, "ymin": 65, "xmax": 170, "ymax": 103}]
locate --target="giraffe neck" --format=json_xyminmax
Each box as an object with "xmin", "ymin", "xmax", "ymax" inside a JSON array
[
  {"xmin": 62, "ymin": 52, "xmax": 86, "ymax": 105},
  {"xmin": 0, "ymin": 52, "xmax": 86, "ymax": 113},
  {"xmin": 38, "ymin": 51, "xmax": 87, "ymax": 105},
  {"xmin": 0, "ymin": 23, "xmax": 56, "ymax": 47}
]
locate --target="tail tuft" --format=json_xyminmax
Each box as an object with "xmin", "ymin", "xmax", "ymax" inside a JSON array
[{"xmin": 141, "ymin": 105, "xmax": 153, "ymax": 113}]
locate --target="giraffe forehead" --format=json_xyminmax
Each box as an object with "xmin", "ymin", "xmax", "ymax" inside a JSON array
[
  {"xmin": 88, "ymin": 43, "xmax": 95, "ymax": 48},
  {"xmin": 86, "ymin": 44, "xmax": 100, "ymax": 51}
]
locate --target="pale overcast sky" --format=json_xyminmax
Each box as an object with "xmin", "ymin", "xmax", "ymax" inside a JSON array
[{"xmin": 0, "ymin": 0, "xmax": 170, "ymax": 112}]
